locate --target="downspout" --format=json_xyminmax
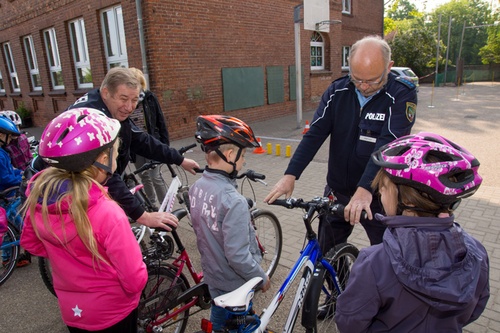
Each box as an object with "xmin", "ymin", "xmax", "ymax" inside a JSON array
[{"xmin": 136, "ymin": 0, "xmax": 150, "ymax": 87}]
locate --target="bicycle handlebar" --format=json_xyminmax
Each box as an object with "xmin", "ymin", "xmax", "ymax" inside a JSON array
[
  {"xmin": 132, "ymin": 143, "xmax": 197, "ymax": 175},
  {"xmin": 270, "ymin": 197, "xmax": 367, "ymax": 220},
  {"xmin": 191, "ymin": 168, "xmax": 266, "ymax": 183}
]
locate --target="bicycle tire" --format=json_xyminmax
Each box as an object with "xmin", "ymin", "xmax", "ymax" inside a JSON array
[
  {"xmin": 138, "ymin": 264, "xmax": 190, "ymax": 333},
  {"xmin": 251, "ymin": 209, "xmax": 282, "ymax": 278},
  {"xmin": 0, "ymin": 223, "xmax": 20, "ymax": 286},
  {"xmin": 302, "ymin": 243, "xmax": 359, "ymax": 333},
  {"xmin": 38, "ymin": 257, "xmax": 57, "ymax": 297}
]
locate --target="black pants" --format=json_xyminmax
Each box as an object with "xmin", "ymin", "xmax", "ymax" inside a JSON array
[
  {"xmin": 318, "ymin": 185, "xmax": 386, "ymax": 255},
  {"xmin": 67, "ymin": 308, "xmax": 138, "ymax": 333}
]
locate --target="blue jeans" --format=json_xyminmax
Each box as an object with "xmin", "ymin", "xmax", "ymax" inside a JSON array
[{"xmin": 211, "ymin": 305, "xmax": 236, "ymax": 332}]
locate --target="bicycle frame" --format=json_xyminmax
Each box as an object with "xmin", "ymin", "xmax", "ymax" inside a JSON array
[{"xmin": 257, "ymin": 236, "xmax": 338, "ymax": 333}]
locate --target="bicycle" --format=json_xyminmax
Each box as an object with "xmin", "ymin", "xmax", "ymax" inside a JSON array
[
  {"xmin": 134, "ymin": 165, "xmax": 281, "ymax": 332},
  {"xmin": 0, "ymin": 186, "xmax": 24, "ymax": 286},
  {"xmin": 197, "ymin": 196, "xmax": 360, "ymax": 333}
]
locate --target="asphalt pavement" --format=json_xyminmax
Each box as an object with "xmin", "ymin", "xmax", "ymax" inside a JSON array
[{"xmin": 1, "ymin": 82, "xmax": 499, "ymax": 332}]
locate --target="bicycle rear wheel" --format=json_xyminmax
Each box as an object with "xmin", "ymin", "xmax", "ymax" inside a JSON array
[
  {"xmin": 138, "ymin": 264, "xmax": 190, "ymax": 333},
  {"xmin": 0, "ymin": 223, "xmax": 20, "ymax": 286},
  {"xmin": 38, "ymin": 257, "xmax": 57, "ymax": 297},
  {"xmin": 251, "ymin": 209, "xmax": 282, "ymax": 278},
  {"xmin": 304, "ymin": 243, "xmax": 359, "ymax": 332}
]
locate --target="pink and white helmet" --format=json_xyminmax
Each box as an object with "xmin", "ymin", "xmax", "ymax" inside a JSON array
[
  {"xmin": 372, "ymin": 132, "xmax": 482, "ymax": 203},
  {"xmin": 39, "ymin": 108, "xmax": 120, "ymax": 172}
]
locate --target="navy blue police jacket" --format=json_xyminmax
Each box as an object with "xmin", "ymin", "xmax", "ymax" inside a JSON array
[
  {"xmin": 68, "ymin": 89, "xmax": 184, "ymax": 220},
  {"xmin": 285, "ymin": 73, "xmax": 417, "ymax": 197}
]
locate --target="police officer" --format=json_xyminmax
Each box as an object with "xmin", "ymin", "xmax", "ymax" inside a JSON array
[{"xmin": 265, "ymin": 35, "xmax": 417, "ymax": 250}]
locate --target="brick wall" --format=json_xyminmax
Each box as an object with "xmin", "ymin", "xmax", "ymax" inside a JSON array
[{"xmin": 0, "ymin": 0, "xmax": 383, "ymax": 140}]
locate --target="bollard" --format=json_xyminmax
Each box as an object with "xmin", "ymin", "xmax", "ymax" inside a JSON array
[
  {"xmin": 275, "ymin": 144, "xmax": 281, "ymax": 156},
  {"xmin": 267, "ymin": 142, "xmax": 272, "ymax": 155},
  {"xmin": 286, "ymin": 145, "xmax": 291, "ymax": 157}
]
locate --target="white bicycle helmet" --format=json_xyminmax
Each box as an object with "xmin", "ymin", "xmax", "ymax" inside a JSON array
[{"xmin": 0, "ymin": 110, "xmax": 22, "ymax": 126}]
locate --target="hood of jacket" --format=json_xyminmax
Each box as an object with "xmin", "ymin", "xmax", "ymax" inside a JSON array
[
  {"xmin": 26, "ymin": 171, "xmax": 105, "ymax": 247},
  {"xmin": 377, "ymin": 214, "xmax": 486, "ymax": 312}
]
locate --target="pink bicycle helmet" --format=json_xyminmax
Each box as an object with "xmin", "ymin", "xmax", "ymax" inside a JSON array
[
  {"xmin": 372, "ymin": 132, "xmax": 482, "ymax": 203},
  {"xmin": 195, "ymin": 115, "xmax": 259, "ymax": 152},
  {"xmin": 39, "ymin": 108, "xmax": 120, "ymax": 172}
]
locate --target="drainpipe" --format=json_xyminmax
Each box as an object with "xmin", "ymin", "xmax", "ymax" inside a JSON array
[{"xmin": 136, "ymin": 0, "xmax": 150, "ymax": 87}]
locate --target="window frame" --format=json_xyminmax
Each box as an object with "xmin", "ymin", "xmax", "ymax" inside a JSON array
[
  {"xmin": 43, "ymin": 27, "xmax": 65, "ymax": 90},
  {"xmin": 0, "ymin": 70, "xmax": 5, "ymax": 94},
  {"xmin": 310, "ymin": 31, "xmax": 325, "ymax": 71},
  {"xmin": 2, "ymin": 42, "xmax": 21, "ymax": 93},
  {"xmin": 342, "ymin": 46, "xmax": 350, "ymax": 70},
  {"xmin": 342, "ymin": 0, "xmax": 352, "ymax": 14},
  {"xmin": 101, "ymin": 5, "xmax": 128, "ymax": 69},
  {"xmin": 69, "ymin": 17, "xmax": 93, "ymax": 89},
  {"xmin": 23, "ymin": 35, "xmax": 43, "ymax": 91}
]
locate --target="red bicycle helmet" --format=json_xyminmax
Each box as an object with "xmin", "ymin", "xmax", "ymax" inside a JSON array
[
  {"xmin": 372, "ymin": 132, "xmax": 482, "ymax": 203},
  {"xmin": 39, "ymin": 108, "xmax": 120, "ymax": 172},
  {"xmin": 195, "ymin": 115, "xmax": 259, "ymax": 152}
]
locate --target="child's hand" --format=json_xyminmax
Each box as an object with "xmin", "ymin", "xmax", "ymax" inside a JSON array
[{"xmin": 261, "ymin": 275, "xmax": 271, "ymax": 293}]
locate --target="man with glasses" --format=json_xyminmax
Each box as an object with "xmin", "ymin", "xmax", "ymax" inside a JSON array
[{"xmin": 265, "ymin": 35, "xmax": 417, "ymax": 254}]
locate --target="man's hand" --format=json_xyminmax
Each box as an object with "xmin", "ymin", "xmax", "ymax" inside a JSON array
[
  {"xmin": 344, "ymin": 187, "xmax": 373, "ymax": 225},
  {"xmin": 181, "ymin": 158, "xmax": 200, "ymax": 175},
  {"xmin": 264, "ymin": 174, "xmax": 296, "ymax": 203},
  {"xmin": 137, "ymin": 211, "xmax": 179, "ymax": 231}
]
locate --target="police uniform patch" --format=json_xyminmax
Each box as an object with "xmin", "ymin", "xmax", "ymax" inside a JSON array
[{"xmin": 406, "ymin": 102, "xmax": 416, "ymax": 122}]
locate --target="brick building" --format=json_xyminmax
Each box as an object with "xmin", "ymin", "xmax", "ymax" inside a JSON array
[{"xmin": 0, "ymin": 0, "xmax": 383, "ymax": 140}]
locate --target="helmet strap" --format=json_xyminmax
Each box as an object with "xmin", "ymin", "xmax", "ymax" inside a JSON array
[
  {"xmin": 395, "ymin": 185, "xmax": 449, "ymax": 217},
  {"xmin": 93, "ymin": 145, "xmax": 115, "ymax": 184},
  {"xmin": 214, "ymin": 146, "xmax": 242, "ymax": 179}
]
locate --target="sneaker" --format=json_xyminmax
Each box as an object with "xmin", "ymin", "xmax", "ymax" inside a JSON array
[{"xmin": 16, "ymin": 252, "xmax": 31, "ymax": 268}]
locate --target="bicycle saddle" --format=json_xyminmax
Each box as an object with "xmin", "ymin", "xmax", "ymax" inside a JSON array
[{"xmin": 213, "ymin": 277, "xmax": 263, "ymax": 312}]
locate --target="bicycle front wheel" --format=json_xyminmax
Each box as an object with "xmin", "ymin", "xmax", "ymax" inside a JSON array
[
  {"xmin": 38, "ymin": 257, "xmax": 57, "ymax": 297},
  {"xmin": 0, "ymin": 223, "xmax": 20, "ymax": 286},
  {"xmin": 138, "ymin": 264, "xmax": 190, "ymax": 333},
  {"xmin": 305, "ymin": 243, "xmax": 359, "ymax": 333},
  {"xmin": 251, "ymin": 209, "xmax": 282, "ymax": 278}
]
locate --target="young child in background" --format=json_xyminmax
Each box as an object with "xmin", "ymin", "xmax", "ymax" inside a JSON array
[
  {"xmin": 0, "ymin": 115, "xmax": 22, "ymax": 194},
  {"xmin": 21, "ymin": 108, "xmax": 147, "ymax": 333},
  {"xmin": 189, "ymin": 115, "xmax": 271, "ymax": 330},
  {"xmin": 0, "ymin": 110, "xmax": 32, "ymax": 171},
  {"xmin": 336, "ymin": 132, "xmax": 490, "ymax": 332}
]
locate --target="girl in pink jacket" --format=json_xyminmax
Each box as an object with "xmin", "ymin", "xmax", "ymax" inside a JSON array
[{"xmin": 21, "ymin": 108, "xmax": 147, "ymax": 333}]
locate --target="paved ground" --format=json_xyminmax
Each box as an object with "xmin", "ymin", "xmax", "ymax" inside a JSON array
[{"xmin": 1, "ymin": 82, "xmax": 499, "ymax": 332}]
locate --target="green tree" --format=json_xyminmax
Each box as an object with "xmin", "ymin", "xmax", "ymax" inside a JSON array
[
  {"xmin": 386, "ymin": 0, "xmax": 418, "ymax": 20},
  {"xmin": 428, "ymin": 0, "xmax": 492, "ymax": 65},
  {"xmin": 387, "ymin": 17, "xmax": 441, "ymax": 77},
  {"xmin": 479, "ymin": 13, "xmax": 500, "ymax": 64}
]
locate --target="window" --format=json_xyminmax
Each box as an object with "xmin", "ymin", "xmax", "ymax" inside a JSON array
[
  {"xmin": 101, "ymin": 6, "xmax": 128, "ymax": 69},
  {"xmin": 69, "ymin": 18, "xmax": 93, "ymax": 88},
  {"xmin": 310, "ymin": 32, "xmax": 324, "ymax": 71},
  {"xmin": 2, "ymin": 42, "xmax": 20, "ymax": 92},
  {"xmin": 342, "ymin": 46, "xmax": 350, "ymax": 70},
  {"xmin": 23, "ymin": 35, "xmax": 42, "ymax": 91},
  {"xmin": 0, "ymin": 70, "xmax": 5, "ymax": 94},
  {"xmin": 342, "ymin": 0, "xmax": 351, "ymax": 14},
  {"xmin": 43, "ymin": 28, "xmax": 64, "ymax": 89}
]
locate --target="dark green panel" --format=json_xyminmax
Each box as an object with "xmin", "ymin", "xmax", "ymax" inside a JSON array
[
  {"xmin": 222, "ymin": 67, "xmax": 265, "ymax": 111},
  {"xmin": 266, "ymin": 66, "xmax": 284, "ymax": 104},
  {"xmin": 289, "ymin": 65, "xmax": 304, "ymax": 101}
]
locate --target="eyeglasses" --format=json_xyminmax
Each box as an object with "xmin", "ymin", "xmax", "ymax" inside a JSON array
[{"xmin": 349, "ymin": 70, "xmax": 386, "ymax": 86}]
